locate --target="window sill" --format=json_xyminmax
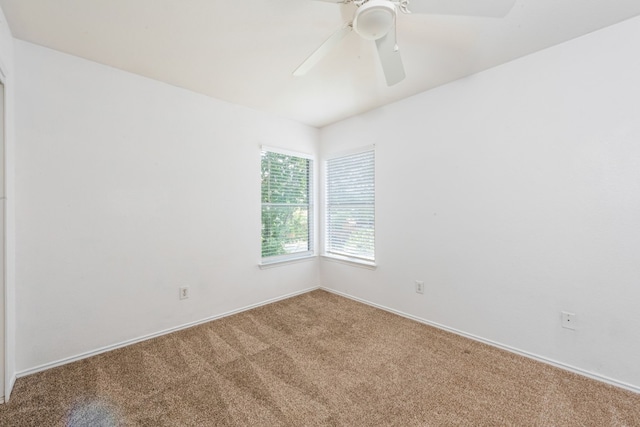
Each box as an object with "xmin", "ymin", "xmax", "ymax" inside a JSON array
[
  {"xmin": 321, "ymin": 254, "xmax": 377, "ymax": 270},
  {"xmin": 259, "ymin": 254, "xmax": 316, "ymax": 269}
]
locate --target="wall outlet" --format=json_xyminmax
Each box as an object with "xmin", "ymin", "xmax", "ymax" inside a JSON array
[
  {"xmin": 415, "ymin": 280, "xmax": 424, "ymax": 294},
  {"xmin": 561, "ymin": 311, "xmax": 575, "ymax": 330},
  {"xmin": 179, "ymin": 286, "xmax": 189, "ymax": 300}
]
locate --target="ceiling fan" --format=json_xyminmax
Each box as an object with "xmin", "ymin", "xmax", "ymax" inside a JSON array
[{"xmin": 293, "ymin": 0, "xmax": 516, "ymax": 86}]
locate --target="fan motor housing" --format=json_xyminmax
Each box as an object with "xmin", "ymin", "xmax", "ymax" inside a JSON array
[{"xmin": 353, "ymin": 0, "xmax": 396, "ymax": 40}]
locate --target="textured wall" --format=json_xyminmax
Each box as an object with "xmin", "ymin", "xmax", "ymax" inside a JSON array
[
  {"xmin": 320, "ymin": 16, "xmax": 640, "ymax": 390},
  {"xmin": 14, "ymin": 41, "xmax": 320, "ymax": 372}
]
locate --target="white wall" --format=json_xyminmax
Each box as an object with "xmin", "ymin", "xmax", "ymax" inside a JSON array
[
  {"xmin": 8, "ymin": 8, "xmax": 640, "ymax": 392},
  {"xmin": 14, "ymin": 40, "xmax": 320, "ymax": 372},
  {"xmin": 0, "ymin": 3, "xmax": 16, "ymax": 400},
  {"xmin": 320, "ymin": 16, "xmax": 640, "ymax": 391}
]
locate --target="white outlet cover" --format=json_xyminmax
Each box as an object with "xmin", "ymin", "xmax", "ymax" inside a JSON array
[
  {"xmin": 415, "ymin": 280, "xmax": 424, "ymax": 294},
  {"xmin": 179, "ymin": 287, "xmax": 189, "ymax": 300},
  {"xmin": 561, "ymin": 311, "xmax": 576, "ymax": 330}
]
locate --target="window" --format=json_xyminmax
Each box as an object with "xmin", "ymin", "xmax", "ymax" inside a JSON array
[
  {"xmin": 326, "ymin": 148, "xmax": 375, "ymax": 263},
  {"xmin": 261, "ymin": 148, "xmax": 313, "ymax": 262}
]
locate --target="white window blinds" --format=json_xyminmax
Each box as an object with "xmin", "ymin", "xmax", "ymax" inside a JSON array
[
  {"xmin": 326, "ymin": 149, "xmax": 375, "ymax": 262},
  {"xmin": 261, "ymin": 149, "xmax": 313, "ymax": 260}
]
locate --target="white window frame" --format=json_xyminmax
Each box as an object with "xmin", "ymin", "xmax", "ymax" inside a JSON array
[
  {"xmin": 323, "ymin": 145, "xmax": 376, "ymax": 268},
  {"xmin": 260, "ymin": 146, "xmax": 315, "ymax": 267}
]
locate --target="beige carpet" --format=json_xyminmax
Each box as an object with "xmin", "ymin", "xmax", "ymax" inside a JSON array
[{"xmin": 1, "ymin": 290, "xmax": 639, "ymax": 426}]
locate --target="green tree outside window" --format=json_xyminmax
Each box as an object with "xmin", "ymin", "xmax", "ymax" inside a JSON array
[{"xmin": 261, "ymin": 150, "xmax": 312, "ymax": 259}]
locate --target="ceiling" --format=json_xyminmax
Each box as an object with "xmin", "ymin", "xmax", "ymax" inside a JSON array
[{"xmin": 1, "ymin": 0, "xmax": 640, "ymax": 128}]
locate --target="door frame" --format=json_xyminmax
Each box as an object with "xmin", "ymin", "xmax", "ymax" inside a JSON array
[{"xmin": 0, "ymin": 58, "xmax": 8, "ymax": 403}]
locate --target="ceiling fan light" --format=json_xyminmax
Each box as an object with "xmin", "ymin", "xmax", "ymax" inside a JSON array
[{"xmin": 353, "ymin": 1, "xmax": 395, "ymax": 41}]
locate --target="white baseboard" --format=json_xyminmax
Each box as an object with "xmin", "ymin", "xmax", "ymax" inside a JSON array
[
  {"xmin": 17, "ymin": 286, "xmax": 320, "ymax": 378},
  {"xmin": 4, "ymin": 373, "xmax": 16, "ymax": 403},
  {"xmin": 16, "ymin": 285, "xmax": 639, "ymax": 395},
  {"xmin": 321, "ymin": 287, "xmax": 640, "ymax": 395}
]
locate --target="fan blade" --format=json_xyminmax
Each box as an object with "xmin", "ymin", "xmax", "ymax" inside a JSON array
[
  {"xmin": 375, "ymin": 26, "xmax": 406, "ymax": 86},
  {"xmin": 293, "ymin": 25, "xmax": 352, "ymax": 76},
  {"xmin": 407, "ymin": 0, "xmax": 516, "ymax": 17}
]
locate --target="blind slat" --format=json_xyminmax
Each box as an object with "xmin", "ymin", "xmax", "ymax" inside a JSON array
[{"xmin": 326, "ymin": 150, "xmax": 375, "ymax": 261}]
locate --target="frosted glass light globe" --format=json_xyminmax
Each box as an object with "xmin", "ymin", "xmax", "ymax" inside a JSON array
[{"xmin": 353, "ymin": 0, "xmax": 395, "ymax": 41}]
